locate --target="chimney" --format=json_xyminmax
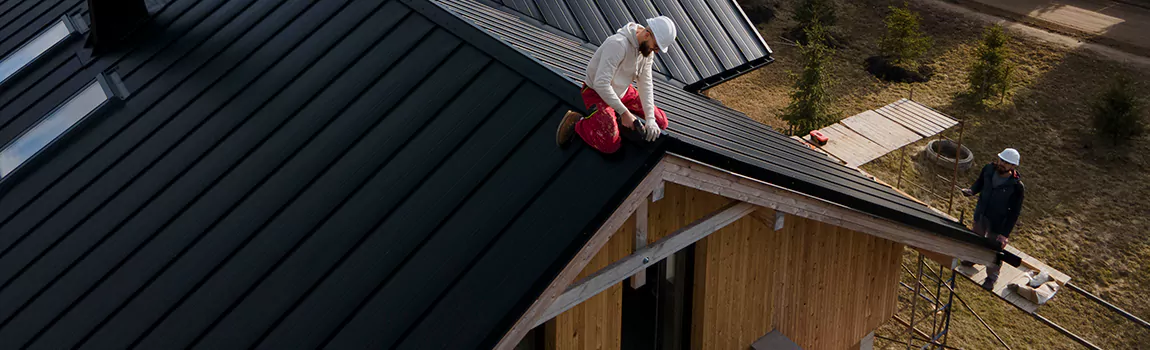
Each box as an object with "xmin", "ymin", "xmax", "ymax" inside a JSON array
[{"xmin": 85, "ymin": 0, "xmax": 149, "ymax": 53}]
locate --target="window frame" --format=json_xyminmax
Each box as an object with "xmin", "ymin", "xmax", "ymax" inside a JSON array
[
  {"xmin": 0, "ymin": 15, "xmax": 79, "ymax": 86},
  {"xmin": 0, "ymin": 73, "xmax": 125, "ymax": 182}
]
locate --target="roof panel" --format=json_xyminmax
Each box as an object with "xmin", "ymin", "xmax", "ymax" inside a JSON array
[
  {"xmin": 678, "ymin": 0, "xmax": 743, "ymax": 68},
  {"xmin": 650, "ymin": 0, "xmax": 722, "ymax": 76},
  {"xmin": 622, "ymin": 0, "xmax": 700, "ymax": 82},
  {"xmin": 708, "ymin": 0, "xmax": 767, "ymax": 58},
  {"xmin": 535, "ymin": 0, "xmax": 586, "ymax": 40},
  {"xmin": 502, "ymin": 0, "xmax": 541, "ymax": 18},
  {"xmin": 0, "ymin": 0, "xmax": 655, "ymax": 349},
  {"xmin": 434, "ymin": 0, "xmax": 983, "ymax": 245},
  {"xmin": 484, "ymin": 0, "xmax": 769, "ymax": 86},
  {"xmin": 566, "ymin": 0, "xmax": 613, "ymax": 44}
]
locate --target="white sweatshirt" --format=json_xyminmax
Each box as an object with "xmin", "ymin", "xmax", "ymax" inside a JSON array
[{"xmin": 585, "ymin": 23, "xmax": 656, "ymax": 121}]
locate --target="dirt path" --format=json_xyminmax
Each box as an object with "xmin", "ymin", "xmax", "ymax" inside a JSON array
[{"xmin": 917, "ymin": 0, "xmax": 1150, "ymax": 69}]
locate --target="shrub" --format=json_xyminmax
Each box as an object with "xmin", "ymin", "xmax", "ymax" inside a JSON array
[
  {"xmin": 1093, "ymin": 78, "xmax": 1145, "ymax": 144},
  {"xmin": 967, "ymin": 25, "xmax": 1013, "ymax": 103},
  {"xmin": 782, "ymin": 23, "xmax": 837, "ymax": 135},
  {"xmin": 792, "ymin": 0, "xmax": 836, "ymax": 42},
  {"xmin": 878, "ymin": 3, "xmax": 932, "ymax": 67}
]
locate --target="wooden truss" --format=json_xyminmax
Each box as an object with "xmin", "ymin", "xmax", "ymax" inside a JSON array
[{"xmin": 495, "ymin": 154, "xmax": 998, "ymax": 349}]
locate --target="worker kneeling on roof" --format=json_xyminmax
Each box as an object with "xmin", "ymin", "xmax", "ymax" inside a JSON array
[
  {"xmin": 960, "ymin": 148, "xmax": 1026, "ymax": 287},
  {"xmin": 556, "ymin": 16, "xmax": 676, "ymax": 153}
]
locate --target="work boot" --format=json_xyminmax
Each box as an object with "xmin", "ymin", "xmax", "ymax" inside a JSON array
[
  {"xmin": 556, "ymin": 110, "xmax": 581, "ymax": 147},
  {"xmin": 981, "ymin": 277, "xmax": 997, "ymax": 291},
  {"xmin": 556, "ymin": 110, "xmax": 582, "ymax": 147}
]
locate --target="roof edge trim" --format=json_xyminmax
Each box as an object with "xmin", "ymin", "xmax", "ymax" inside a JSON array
[
  {"xmin": 663, "ymin": 137, "xmax": 987, "ymax": 247},
  {"xmin": 730, "ymin": 0, "xmax": 771, "ymax": 54},
  {"xmin": 686, "ymin": 55, "xmax": 773, "ymax": 92}
]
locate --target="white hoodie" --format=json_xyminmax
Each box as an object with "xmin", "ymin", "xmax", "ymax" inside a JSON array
[{"xmin": 585, "ymin": 23, "xmax": 656, "ymax": 122}]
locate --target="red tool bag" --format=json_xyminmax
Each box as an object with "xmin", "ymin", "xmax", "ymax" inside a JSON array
[{"xmin": 809, "ymin": 130, "xmax": 828, "ymax": 146}]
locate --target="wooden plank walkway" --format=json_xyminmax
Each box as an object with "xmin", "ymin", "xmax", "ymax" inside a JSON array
[
  {"xmin": 816, "ymin": 123, "xmax": 887, "ymax": 167},
  {"xmin": 807, "ymin": 99, "xmax": 958, "ymax": 167},
  {"xmin": 954, "ymin": 245, "xmax": 1072, "ymax": 314}
]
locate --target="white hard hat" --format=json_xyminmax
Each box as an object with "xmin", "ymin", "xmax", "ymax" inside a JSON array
[
  {"xmin": 998, "ymin": 148, "xmax": 1020, "ymax": 165},
  {"xmin": 646, "ymin": 16, "xmax": 676, "ymax": 53}
]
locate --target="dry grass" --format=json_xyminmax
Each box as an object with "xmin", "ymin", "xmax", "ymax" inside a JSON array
[{"xmin": 710, "ymin": 0, "xmax": 1150, "ymax": 348}]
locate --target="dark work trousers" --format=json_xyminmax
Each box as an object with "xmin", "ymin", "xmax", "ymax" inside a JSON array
[{"xmin": 973, "ymin": 215, "xmax": 1003, "ymax": 281}]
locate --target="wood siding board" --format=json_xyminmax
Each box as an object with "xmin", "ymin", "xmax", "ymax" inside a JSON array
[
  {"xmin": 494, "ymin": 159, "xmax": 666, "ymax": 350},
  {"xmin": 622, "ymin": 186, "xmax": 901, "ymax": 350},
  {"xmin": 661, "ymin": 156, "xmax": 998, "ymax": 265}
]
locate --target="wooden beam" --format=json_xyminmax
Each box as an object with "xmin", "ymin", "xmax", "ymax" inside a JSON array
[
  {"xmin": 661, "ymin": 154, "xmax": 997, "ymax": 266},
  {"xmin": 533, "ymin": 201, "xmax": 758, "ymax": 327},
  {"xmin": 630, "ymin": 200, "xmax": 649, "ymax": 289},
  {"xmin": 651, "ymin": 180, "xmax": 665, "ymax": 202},
  {"xmin": 494, "ymin": 159, "xmax": 669, "ymax": 350}
]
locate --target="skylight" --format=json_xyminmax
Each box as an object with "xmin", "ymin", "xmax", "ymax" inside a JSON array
[
  {"xmin": 0, "ymin": 16, "xmax": 76, "ymax": 86},
  {"xmin": 0, "ymin": 77, "xmax": 113, "ymax": 177}
]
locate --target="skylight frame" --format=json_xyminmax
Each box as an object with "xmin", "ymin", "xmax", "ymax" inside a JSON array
[
  {"xmin": 0, "ymin": 15, "xmax": 78, "ymax": 86},
  {"xmin": 0, "ymin": 73, "xmax": 122, "ymax": 179}
]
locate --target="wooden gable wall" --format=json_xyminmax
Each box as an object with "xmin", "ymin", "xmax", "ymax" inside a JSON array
[{"xmin": 544, "ymin": 183, "xmax": 903, "ymax": 350}]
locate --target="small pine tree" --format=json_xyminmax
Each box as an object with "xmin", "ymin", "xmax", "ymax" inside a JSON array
[
  {"xmin": 782, "ymin": 23, "xmax": 837, "ymax": 135},
  {"xmin": 793, "ymin": 0, "xmax": 836, "ymax": 41},
  {"xmin": 1093, "ymin": 78, "xmax": 1145, "ymax": 144},
  {"xmin": 967, "ymin": 25, "xmax": 1013, "ymax": 103},
  {"xmin": 878, "ymin": 3, "xmax": 932, "ymax": 67}
]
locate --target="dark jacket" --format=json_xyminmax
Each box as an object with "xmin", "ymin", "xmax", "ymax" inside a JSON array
[{"xmin": 970, "ymin": 163, "xmax": 1025, "ymax": 237}]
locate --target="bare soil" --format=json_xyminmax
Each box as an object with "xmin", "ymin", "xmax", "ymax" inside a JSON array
[{"xmin": 709, "ymin": 0, "xmax": 1150, "ymax": 348}]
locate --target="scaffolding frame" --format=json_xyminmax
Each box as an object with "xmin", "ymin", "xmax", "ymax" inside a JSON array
[{"xmin": 888, "ymin": 251, "xmax": 961, "ymax": 350}]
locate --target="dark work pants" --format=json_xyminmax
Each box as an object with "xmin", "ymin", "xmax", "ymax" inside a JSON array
[{"xmin": 973, "ymin": 216, "xmax": 1003, "ymax": 281}]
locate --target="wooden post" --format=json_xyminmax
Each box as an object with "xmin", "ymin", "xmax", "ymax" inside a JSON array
[
  {"xmin": 631, "ymin": 200, "xmax": 649, "ymax": 289},
  {"xmin": 947, "ymin": 120, "xmax": 965, "ymax": 214},
  {"xmin": 897, "ymin": 146, "xmax": 906, "ymax": 188},
  {"xmin": 495, "ymin": 161, "xmax": 668, "ymax": 349}
]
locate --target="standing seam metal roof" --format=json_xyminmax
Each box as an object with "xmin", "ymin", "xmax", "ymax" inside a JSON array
[
  {"xmin": 0, "ymin": 0, "xmax": 659, "ymax": 348},
  {"xmin": 488, "ymin": 0, "xmax": 771, "ymax": 90},
  {"xmin": 433, "ymin": 0, "xmax": 983, "ymax": 246}
]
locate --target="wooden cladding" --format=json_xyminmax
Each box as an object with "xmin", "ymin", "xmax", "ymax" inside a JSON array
[
  {"xmin": 545, "ymin": 183, "xmax": 903, "ymax": 350},
  {"xmin": 546, "ymin": 216, "xmax": 634, "ymax": 350},
  {"xmin": 690, "ymin": 189, "xmax": 903, "ymax": 349}
]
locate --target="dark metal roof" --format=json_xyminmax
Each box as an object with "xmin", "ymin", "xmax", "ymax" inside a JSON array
[
  {"xmin": 0, "ymin": 0, "xmax": 982, "ymax": 348},
  {"xmin": 0, "ymin": 0, "xmax": 659, "ymax": 349},
  {"xmin": 434, "ymin": 0, "xmax": 984, "ymax": 246},
  {"xmin": 485, "ymin": 0, "xmax": 772, "ymax": 91}
]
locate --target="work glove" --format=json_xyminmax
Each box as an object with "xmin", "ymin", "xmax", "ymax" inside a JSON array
[{"xmin": 641, "ymin": 117, "xmax": 660, "ymax": 142}]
